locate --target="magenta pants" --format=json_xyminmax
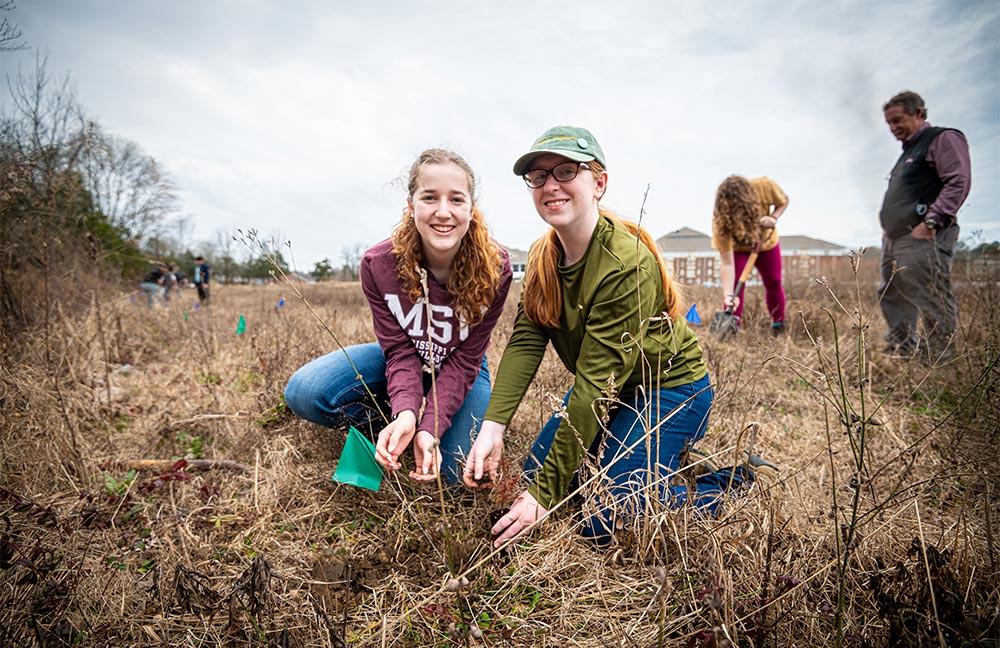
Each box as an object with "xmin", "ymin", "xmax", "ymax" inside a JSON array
[{"xmin": 732, "ymin": 243, "xmax": 786, "ymax": 324}]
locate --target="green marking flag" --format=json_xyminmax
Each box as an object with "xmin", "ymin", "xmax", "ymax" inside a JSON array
[
  {"xmin": 332, "ymin": 426, "xmax": 384, "ymax": 492},
  {"xmin": 182, "ymin": 311, "xmax": 189, "ymax": 321},
  {"xmin": 236, "ymin": 314, "xmax": 246, "ymax": 334}
]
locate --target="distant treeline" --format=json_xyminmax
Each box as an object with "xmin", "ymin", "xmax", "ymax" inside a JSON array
[{"xmin": 0, "ymin": 57, "xmax": 336, "ymax": 343}]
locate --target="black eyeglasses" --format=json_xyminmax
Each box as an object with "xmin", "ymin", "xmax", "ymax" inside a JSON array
[{"xmin": 523, "ymin": 161, "xmax": 590, "ymax": 188}]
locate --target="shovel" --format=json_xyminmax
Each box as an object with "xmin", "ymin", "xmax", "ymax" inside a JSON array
[{"xmin": 709, "ymin": 242, "xmax": 760, "ymax": 340}]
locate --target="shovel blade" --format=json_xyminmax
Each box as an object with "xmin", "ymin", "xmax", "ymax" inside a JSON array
[{"xmin": 709, "ymin": 310, "xmax": 740, "ymax": 339}]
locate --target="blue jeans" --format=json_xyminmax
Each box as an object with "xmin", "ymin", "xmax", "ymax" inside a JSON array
[
  {"xmin": 523, "ymin": 374, "xmax": 743, "ymax": 544},
  {"xmin": 139, "ymin": 282, "xmax": 164, "ymax": 307},
  {"xmin": 284, "ymin": 342, "xmax": 492, "ymax": 484}
]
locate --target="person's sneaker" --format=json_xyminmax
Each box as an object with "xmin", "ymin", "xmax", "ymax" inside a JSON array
[
  {"xmin": 884, "ymin": 342, "xmax": 917, "ymax": 359},
  {"xmin": 742, "ymin": 451, "xmax": 782, "ymax": 490},
  {"xmin": 771, "ymin": 322, "xmax": 785, "ymax": 337},
  {"xmin": 680, "ymin": 446, "xmax": 723, "ymax": 478},
  {"xmin": 921, "ymin": 342, "xmax": 956, "ymax": 364},
  {"xmin": 882, "ymin": 337, "xmax": 915, "ymax": 356}
]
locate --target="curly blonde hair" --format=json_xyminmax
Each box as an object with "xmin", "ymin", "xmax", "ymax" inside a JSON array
[
  {"xmin": 713, "ymin": 175, "xmax": 762, "ymax": 247},
  {"xmin": 390, "ymin": 149, "xmax": 504, "ymax": 328},
  {"xmin": 522, "ymin": 161, "xmax": 682, "ymax": 329}
]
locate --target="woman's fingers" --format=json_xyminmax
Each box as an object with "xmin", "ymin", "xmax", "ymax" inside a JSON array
[
  {"xmin": 462, "ymin": 458, "xmax": 486, "ymax": 488},
  {"xmin": 490, "ymin": 493, "xmax": 548, "ymax": 548},
  {"xmin": 490, "ymin": 494, "xmax": 530, "ymax": 547},
  {"xmin": 473, "ymin": 452, "xmax": 486, "ymax": 482},
  {"xmin": 374, "ymin": 417, "xmax": 419, "ymax": 471},
  {"xmin": 409, "ymin": 466, "xmax": 437, "ymax": 482},
  {"xmin": 386, "ymin": 422, "xmax": 408, "ymax": 454},
  {"xmin": 462, "ymin": 435, "xmax": 491, "ymax": 487},
  {"xmin": 374, "ymin": 432, "xmax": 397, "ymax": 469},
  {"xmin": 408, "ymin": 432, "xmax": 441, "ymax": 483},
  {"xmin": 492, "ymin": 515, "xmax": 523, "ymax": 547}
]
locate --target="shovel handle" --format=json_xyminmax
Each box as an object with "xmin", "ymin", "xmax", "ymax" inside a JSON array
[{"xmin": 729, "ymin": 244, "xmax": 761, "ymax": 305}]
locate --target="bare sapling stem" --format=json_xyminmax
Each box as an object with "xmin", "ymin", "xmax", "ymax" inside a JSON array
[{"xmin": 239, "ymin": 230, "xmax": 391, "ymax": 426}]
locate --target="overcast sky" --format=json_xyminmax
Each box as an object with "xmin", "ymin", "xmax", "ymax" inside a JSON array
[{"xmin": 4, "ymin": 0, "xmax": 998, "ymax": 269}]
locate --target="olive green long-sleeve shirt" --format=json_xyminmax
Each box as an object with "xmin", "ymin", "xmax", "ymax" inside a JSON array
[{"xmin": 484, "ymin": 216, "xmax": 707, "ymax": 510}]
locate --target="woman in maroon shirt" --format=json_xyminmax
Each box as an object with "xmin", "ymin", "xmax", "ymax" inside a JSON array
[{"xmin": 285, "ymin": 149, "xmax": 512, "ymax": 483}]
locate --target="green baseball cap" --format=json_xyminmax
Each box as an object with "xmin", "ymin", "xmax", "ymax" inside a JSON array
[{"xmin": 512, "ymin": 125, "xmax": 607, "ymax": 176}]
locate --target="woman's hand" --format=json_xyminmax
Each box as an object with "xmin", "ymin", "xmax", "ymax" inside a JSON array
[
  {"xmin": 409, "ymin": 430, "xmax": 442, "ymax": 483},
  {"xmin": 490, "ymin": 491, "xmax": 549, "ymax": 548},
  {"xmin": 375, "ymin": 410, "xmax": 417, "ymax": 471},
  {"xmin": 759, "ymin": 214, "xmax": 777, "ymax": 230},
  {"xmin": 463, "ymin": 420, "xmax": 505, "ymax": 488},
  {"xmin": 723, "ymin": 293, "xmax": 740, "ymax": 310}
]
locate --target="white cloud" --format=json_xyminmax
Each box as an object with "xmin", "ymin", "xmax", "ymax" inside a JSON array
[{"xmin": 4, "ymin": 0, "xmax": 997, "ymax": 269}]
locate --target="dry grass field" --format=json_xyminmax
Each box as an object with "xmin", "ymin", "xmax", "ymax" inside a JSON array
[{"xmin": 1, "ymin": 257, "xmax": 998, "ymax": 647}]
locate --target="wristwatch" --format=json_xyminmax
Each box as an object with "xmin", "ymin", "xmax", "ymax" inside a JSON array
[{"xmin": 924, "ymin": 217, "xmax": 938, "ymax": 231}]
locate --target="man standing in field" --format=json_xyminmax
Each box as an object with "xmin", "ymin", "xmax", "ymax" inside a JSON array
[
  {"xmin": 878, "ymin": 90, "xmax": 971, "ymax": 361},
  {"xmin": 194, "ymin": 256, "xmax": 211, "ymax": 305}
]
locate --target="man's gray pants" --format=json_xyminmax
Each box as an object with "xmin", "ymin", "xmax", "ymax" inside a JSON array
[{"xmin": 878, "ymin": 224, "xmax": 959, "ymax": 356}]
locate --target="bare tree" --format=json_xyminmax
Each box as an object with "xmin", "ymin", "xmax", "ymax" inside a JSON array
[
  {"xmin": 81, "ymin": 127, "xmax": 176, "ymax": 241},
  {"xmin": 340, "ymin": 242, "xmax": 365, "ymax": 280},
  {"xmin": 2, "ymin": 53, "xmax": 88, "ymax": 201},
  {"xmin": 210, "ymin": 227, "xmax": 240, "ymax": 283},
  {"xmin": 174, "ymin": 214, "xmax": 192, "ymax": 251},
  {"xmin": 1, "ymin": 1, "xmax": 26, "ymax": 52},
  {"xmin": 214, "ymin": 227, "xmax": 236, "ymax": 259}
]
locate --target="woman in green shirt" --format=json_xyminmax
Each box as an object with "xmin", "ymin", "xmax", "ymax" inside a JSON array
[{"xmin": 465, "ymin": 126, "xmax": 744, "ymax": 546}]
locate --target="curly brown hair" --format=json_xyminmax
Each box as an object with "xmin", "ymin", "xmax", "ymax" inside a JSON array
[
  {"xmin": 390, "ymin": 149, "xmax": 504, "ymax": 328},
  {"xmin": 713, "ymin": 175, "xmax": 762, "ymax": 247}
]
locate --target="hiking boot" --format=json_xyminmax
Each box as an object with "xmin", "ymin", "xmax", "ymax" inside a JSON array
[
  {"xmin": 771, "ymin": 322, "xmax": 785, "ymax": 336},
  {"xmin": 680, "ymin": 446, "xmax": 723, "ymax": 478},
  {"xmin": 921, "ymin": 341, "xmax": 956, "ymax": 365},
  {"xmin": 742, "ymin": 451, "xmax": 783, "ymax": 490},
  {"xmin": 884, "ymin": 343, "xmax": 918, "ymax": 360}
]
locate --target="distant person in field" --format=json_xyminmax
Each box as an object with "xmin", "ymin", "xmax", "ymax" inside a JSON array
[
  {"xmin": 464, "ymin": 126, "xmax": 771, "ymax": 548},
  {"xmin": 139, "ymin": 263, "xmax": 167, "ymax": 307},
  {"xmin": 711, "ymin": 175, "xmax": 789, "ymax": 334},
  {"xmin": 285, "ymin": 149, "xmax": 513, "ymax": 484},
  {"xmin": 878, "ymin": 90, "xmax": 970, "ymax": 361},
  {"xmin": 193, "ymin": 256, "xmax": 211, "ymax": 304},
  {"xmin": 162, "ymin": 264, "xmax": 179, "ymax": 305}
]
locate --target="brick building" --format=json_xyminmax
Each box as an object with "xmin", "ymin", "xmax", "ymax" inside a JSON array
[{"xmin": 656, "ymin": 227, "xmax": 853, "ymax": 286}]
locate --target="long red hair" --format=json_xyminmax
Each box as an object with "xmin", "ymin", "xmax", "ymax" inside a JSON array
[
  {"xmin": 522, "ymin": 162, "xmax": 681, "ymax": 329},
  {"xmin": 391, "ymin": 149, "xmax": 504, "ymax": 328}
]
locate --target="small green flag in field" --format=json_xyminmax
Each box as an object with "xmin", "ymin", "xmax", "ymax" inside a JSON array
[
  {"xmin": 236, "ymin": 314, "xmax": 246, "ymax": 334},
  {"xmin": 332, "ymin": 426, "xmax": 383, "ymax": 491}
]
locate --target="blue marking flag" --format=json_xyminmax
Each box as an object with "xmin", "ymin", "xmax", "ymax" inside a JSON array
[
  {"xmin": 685, "ymin": 303, "xmax": 702, "ymax": 325},
  {"xmin": 278, "ymin": 298, "xmax": 284, "ymax": 307}
]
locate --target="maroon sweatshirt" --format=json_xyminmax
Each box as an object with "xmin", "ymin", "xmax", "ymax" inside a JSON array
[{"xmin": 360, "ymin": 239, "xmax": 512, "ymax": 437}]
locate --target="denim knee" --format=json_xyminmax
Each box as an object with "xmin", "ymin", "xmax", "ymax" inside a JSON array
[
  {"xmin": 437, "ymin": 357, "xmax": 491, "ymax": 484},
  {"xmin": 284, "ymin": 368, "xmax": 315, "ymax": 422},
  {"xmin": 284, "ymin": 344, "xmax": 388, "ymax": 428},
  {"xmin": 580, "ymin": 517, "xmax": 615, "ymax": 546}
]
